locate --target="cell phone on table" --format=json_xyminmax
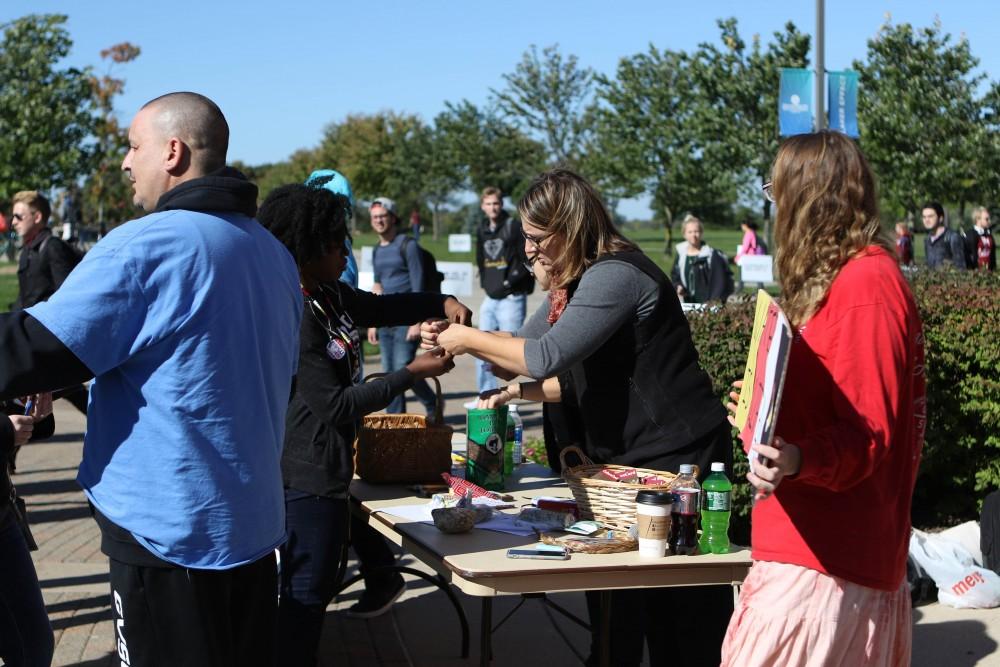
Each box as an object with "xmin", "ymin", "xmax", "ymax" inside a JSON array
[{"xmin": 506, "ymin": 547, "xmax": 570, "ymax": 561}]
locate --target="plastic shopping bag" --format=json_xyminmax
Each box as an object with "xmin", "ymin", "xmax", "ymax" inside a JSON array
[{"xmin": 909, "ymin": 528, "xmax": 1000, "ymax": 609}]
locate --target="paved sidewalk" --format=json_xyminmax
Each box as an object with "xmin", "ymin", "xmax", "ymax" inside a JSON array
[{"xmin": 15, "ymin": 275, "xmax": 1000, "ymax": 665}]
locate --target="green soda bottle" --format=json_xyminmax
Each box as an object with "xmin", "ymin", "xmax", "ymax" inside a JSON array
[
  {"xmin": 503, "ymin": 411, "xmax": 515, "ymax": 476},
  {"xmin": 699, "ymin": 462, "xmax": 732, "ymax": 554}
]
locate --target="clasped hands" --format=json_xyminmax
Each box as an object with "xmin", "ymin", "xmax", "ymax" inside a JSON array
[
  {"xmin": 726, "ymin": 380, "xmax": 801, "ymax": 501},
  {"xmin": 9, "ymin": 393, "xmax": 53, "ymax": 447}
]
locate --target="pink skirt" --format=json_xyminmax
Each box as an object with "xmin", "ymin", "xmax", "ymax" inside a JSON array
[{"xmin": 721, "ymin": 561, "xmax": 911, "ymax": 667}]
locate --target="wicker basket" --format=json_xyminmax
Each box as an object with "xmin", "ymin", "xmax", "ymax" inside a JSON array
[
  {"xmin": 559, "ymin": 446, "xmax": 677, "ymax": 532},
  {"xmin": 354, "ymin": 375, "xmax": 453, "ymax": 484}
]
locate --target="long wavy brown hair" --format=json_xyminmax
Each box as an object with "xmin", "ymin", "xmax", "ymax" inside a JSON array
[
  {"xmin": 771, "ymin": 131, "xmax": 894, "ymax": 327},
  {"xmin": 517, "ymin": 169, "xmax": 637, "ymax": 290}
]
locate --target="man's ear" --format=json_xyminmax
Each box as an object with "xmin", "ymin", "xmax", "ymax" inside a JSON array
[{"xmin": 163, "ymin": 137, "xmax": 190, "ymax": 174}]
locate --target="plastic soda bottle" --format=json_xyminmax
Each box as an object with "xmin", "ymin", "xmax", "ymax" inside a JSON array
[
  {"xmin": 699, "ymin": 462, "xmax": 732, "ymax": 554},
  {"xmin": 509, "ymin": 405, "xmax": 524, "ymax": 465},
  {"xmin": 668, "ymin": 464, "xmax": 701, "ymax": 555}
]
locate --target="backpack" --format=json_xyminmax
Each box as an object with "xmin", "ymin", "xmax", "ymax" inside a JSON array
[
  {"xmin": 375, "ymin": 234, "xmax": 444, "ymax": 293},
  {"xmin": 755, "ymin": 234, "xmax": 768, "ymax": 255},
  {"xmin": 39, "ymin": 234, "xmax": 85, "ymax": 270}
]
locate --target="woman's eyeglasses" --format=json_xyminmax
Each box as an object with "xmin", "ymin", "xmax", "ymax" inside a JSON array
[
  {"xmin": 521, "ymin": 228, "xmax": 549, "ymax": 249},
  {"xmin": 762, "ymin": 181, "xmax": 775, "ymax": 203}
]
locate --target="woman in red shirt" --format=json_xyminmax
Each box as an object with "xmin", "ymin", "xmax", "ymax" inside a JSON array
[{"xmin": 722, "ymin": 131, "xmax": 925, "ymax": 666}]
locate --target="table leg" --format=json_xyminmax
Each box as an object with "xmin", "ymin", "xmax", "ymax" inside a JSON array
[
  {"xmin": 599, "ymin": 590, "xmax": 611, "ymax": 667},
  {"xmin": 480, "ymin": 597, "xmax": 493, "ymax": 667}
]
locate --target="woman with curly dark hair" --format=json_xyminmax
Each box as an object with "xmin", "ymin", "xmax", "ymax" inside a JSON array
[
  {"xmin": 721, "ymin": 131, "xmax": 923, "ymax": 666},
  {"xmin": 257, "ymin": 184, "xmax": 471, "ymax": 666}
]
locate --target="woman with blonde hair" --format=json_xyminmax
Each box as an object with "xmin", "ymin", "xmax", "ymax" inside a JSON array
[
  {"xmin": 424, "ymin": 168, "xmax": 733, "ymax": 666},
  {"xmin": 722, "ymin": 131, "xmax": 924, "ymax": 666}
]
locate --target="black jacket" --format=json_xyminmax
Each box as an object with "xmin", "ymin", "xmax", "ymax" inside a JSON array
[
  {"xmin": 924, "ymin": 227, "xmax": 968, "ymax": 269},
  {"xmin": 15, "ymin": 228, "xmax": 79, "ymax": 311},
  {"xmin": 561, "ymin": 251, "xmax": 727, "ymax": 467},
  {"xmin": 669, "ymin": 243, "xmax": 734, "ymax": 303},
  {"xmin": 475, "ymin": 214, "xmax": 534, "ymax": 299},
  {"xmin": 281, "ymin": 284, "xmax": 449, "ymax": 498},
  {"xmin": 964, "ymin": 226, "xmax": 996, "ymax": 271}
]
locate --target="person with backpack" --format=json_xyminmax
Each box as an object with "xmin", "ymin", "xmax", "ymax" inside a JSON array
[
  {"xmin": 10, "ymin": 191, "xmax": 89, "ymax": 415},
  {"xmin": 11, "ymin": 191, "xmax": 81, "ymax": 311},
  {"xmin": 669, "ymin": 214, "xmax": 734, "ymax": 304},
  {"xmin": 470, "ymin": 186, "xmax": 534, "ymax": 405},
  {"xmin": 367, "ymin": 196, "xmax": 442, "ymax": 415},
  {"xmin": 922, "ymin": 201, "xmax": 967, "ymax": 270}
]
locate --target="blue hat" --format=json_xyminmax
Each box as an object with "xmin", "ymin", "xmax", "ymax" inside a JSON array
[{"xmin": 305, "ymin": 169, "xmax": 354, "ymax": 208}]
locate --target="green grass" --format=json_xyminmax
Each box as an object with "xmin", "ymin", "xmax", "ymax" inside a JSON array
[{"xmin": 0, "ymin": 270, "xmax": 18, "ymax": 312}]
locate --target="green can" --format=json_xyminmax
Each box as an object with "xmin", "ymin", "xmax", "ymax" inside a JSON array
[{"xmin": 466, "ymin": 406, "xmax": 508, "ymax": 491}]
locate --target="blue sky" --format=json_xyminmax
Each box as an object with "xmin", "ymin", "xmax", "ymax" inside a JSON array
[{"xmin": 3, "ymin": 1, "xmax": 996, "ymax": 216}]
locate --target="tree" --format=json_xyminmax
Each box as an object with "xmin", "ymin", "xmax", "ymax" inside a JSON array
[
  {"xmin": 492, "ymin": 44, "xmax": 595, "ymax": 167},
  {"xmin": 433, "ymin": 100, "xmax": 546, "ymax": 200},
  {"xmin": 83, "ymin": 42, "xmax": 141, "ymax": 227},
  {"xmin": 854, "ymin": 19, "xmax": 994, "ymax": 219},
  {"xmin": 589, "ymin": 46, "xmax": 721, "ymax": 230},
  {"xmin": 0, "ymin": 14, "xmax": 99, "ymax": 202},
  {"xmin": 689, "ymin": 19, "xmax": 810, "ymax": 228},
  {"xmin": 316, "ymin": 112, "xmax": 427, "ymax": 206}
]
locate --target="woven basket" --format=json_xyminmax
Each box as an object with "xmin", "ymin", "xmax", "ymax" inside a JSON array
[
  {"xmin": 354, "ymin": 375, "xmax": 453, "ymax": 484},
  {"xmin": 559, "ymin": 446, "xmax": 677, "ymax": 532},
  {"xmin": 539, "ymin": 531, "xmax": 638, "ymax": 554}
]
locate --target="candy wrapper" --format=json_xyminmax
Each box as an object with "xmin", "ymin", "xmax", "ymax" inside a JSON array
[
  {"xmin": 591, "ymin": 468, "xmax": 638, "ymax": 483},
  {"xmin": 441, "ymin": 473, "xmax": 500, "ymax": 499},
  {"xmin": 641, "ymin": 475, "xmax": 669, "ymax": 486}
]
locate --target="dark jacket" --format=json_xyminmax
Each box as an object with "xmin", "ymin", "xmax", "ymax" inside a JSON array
[
  {"xmin": 1, "ymin": 402, "xmax": 55, "ymax": 527},
  {"xmin": 561, "ymin": 251, "xmax": 727, "ymax": 467},
  {"xmin": 15, "ymin": 228, "xmax": 79, "ymax": 310},
  {"xmin": 964, "ymin": 226, "xmax": 996, "ymax": 271},
  {"xmin": 924, "ymin": 227, "xmax": 967, "ymax": 269},
  {"xmin": 476, "ymin": 214, "xmax": 534, "ymax": 299},
  {"xmin": 669, "ymin": 242, "xmax": 734, "ymax": 303},
  {"xmin": 281, "ymin": 284, "xmax": 449, "ymax": 498}
]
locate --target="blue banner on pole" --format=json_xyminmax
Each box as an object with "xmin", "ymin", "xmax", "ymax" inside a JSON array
[
  {"xmin": 779, "ymin": 68, "xmax": 814, "ymax": 136},
  {"xmin": 827, "ymin": 70, "xmax": 859, "ymax": 138}
]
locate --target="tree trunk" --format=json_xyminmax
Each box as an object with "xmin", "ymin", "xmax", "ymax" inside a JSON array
[{"xmin": 432, "ymin": 203, "xmax": 441, "ymax": 241}]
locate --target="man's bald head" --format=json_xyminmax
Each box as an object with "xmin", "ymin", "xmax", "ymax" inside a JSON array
[{"xmin": 141, "ymin": 92, "xmax": 229, "ymax": 174}]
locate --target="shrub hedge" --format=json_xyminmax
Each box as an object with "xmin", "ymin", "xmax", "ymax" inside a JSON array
[{"xmin": 686, "ymin": 268, "xmax": 1000, "ymax": 541}]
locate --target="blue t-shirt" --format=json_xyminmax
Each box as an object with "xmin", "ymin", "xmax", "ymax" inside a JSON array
[
  {"xmin": 373, "ymin": 234, "xmax": 423, "ymax": 295},
  {"xmin": 29, "ymin": 209, "xmax": 302, "ymax": 569}
]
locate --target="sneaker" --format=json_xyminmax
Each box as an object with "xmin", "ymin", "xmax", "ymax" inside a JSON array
[
  {"xmin": 346, "ymin": 575, "xmax": 406, "ymax": 619},
  {"xmin": 462, "ymin": 400, "xmax": 479, "ymax": 410}
]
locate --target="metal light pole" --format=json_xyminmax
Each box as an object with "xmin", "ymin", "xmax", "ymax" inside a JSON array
[{"xmin": 815, "ymin": 0, "xmax": 826, "ymax": 129}]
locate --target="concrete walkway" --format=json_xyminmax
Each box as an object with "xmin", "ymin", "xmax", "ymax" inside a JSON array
[{"xmin": 14, "ymin": 278, "xmax": 1000, "ymax": 665}]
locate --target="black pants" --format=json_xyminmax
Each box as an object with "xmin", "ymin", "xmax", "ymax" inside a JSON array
[
  {"xmin": 107, "ymin": 552, "xmax": 278, "ymax": 667},
  {"xmin": 277, "ymin": 489, "xmax": 397, "ymax": 667},
  {"xmin": 0, "ymin": 516, "xmax": 52, "ymax": 667},
  {"xmin": 587, "ymin": 421, "xmax": 736, "ymax": 666}
]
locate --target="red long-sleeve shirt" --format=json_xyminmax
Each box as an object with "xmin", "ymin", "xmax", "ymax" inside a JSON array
[{"xmin": 750, "ymin": 246, "xmax": 926, "ymax": 591}]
